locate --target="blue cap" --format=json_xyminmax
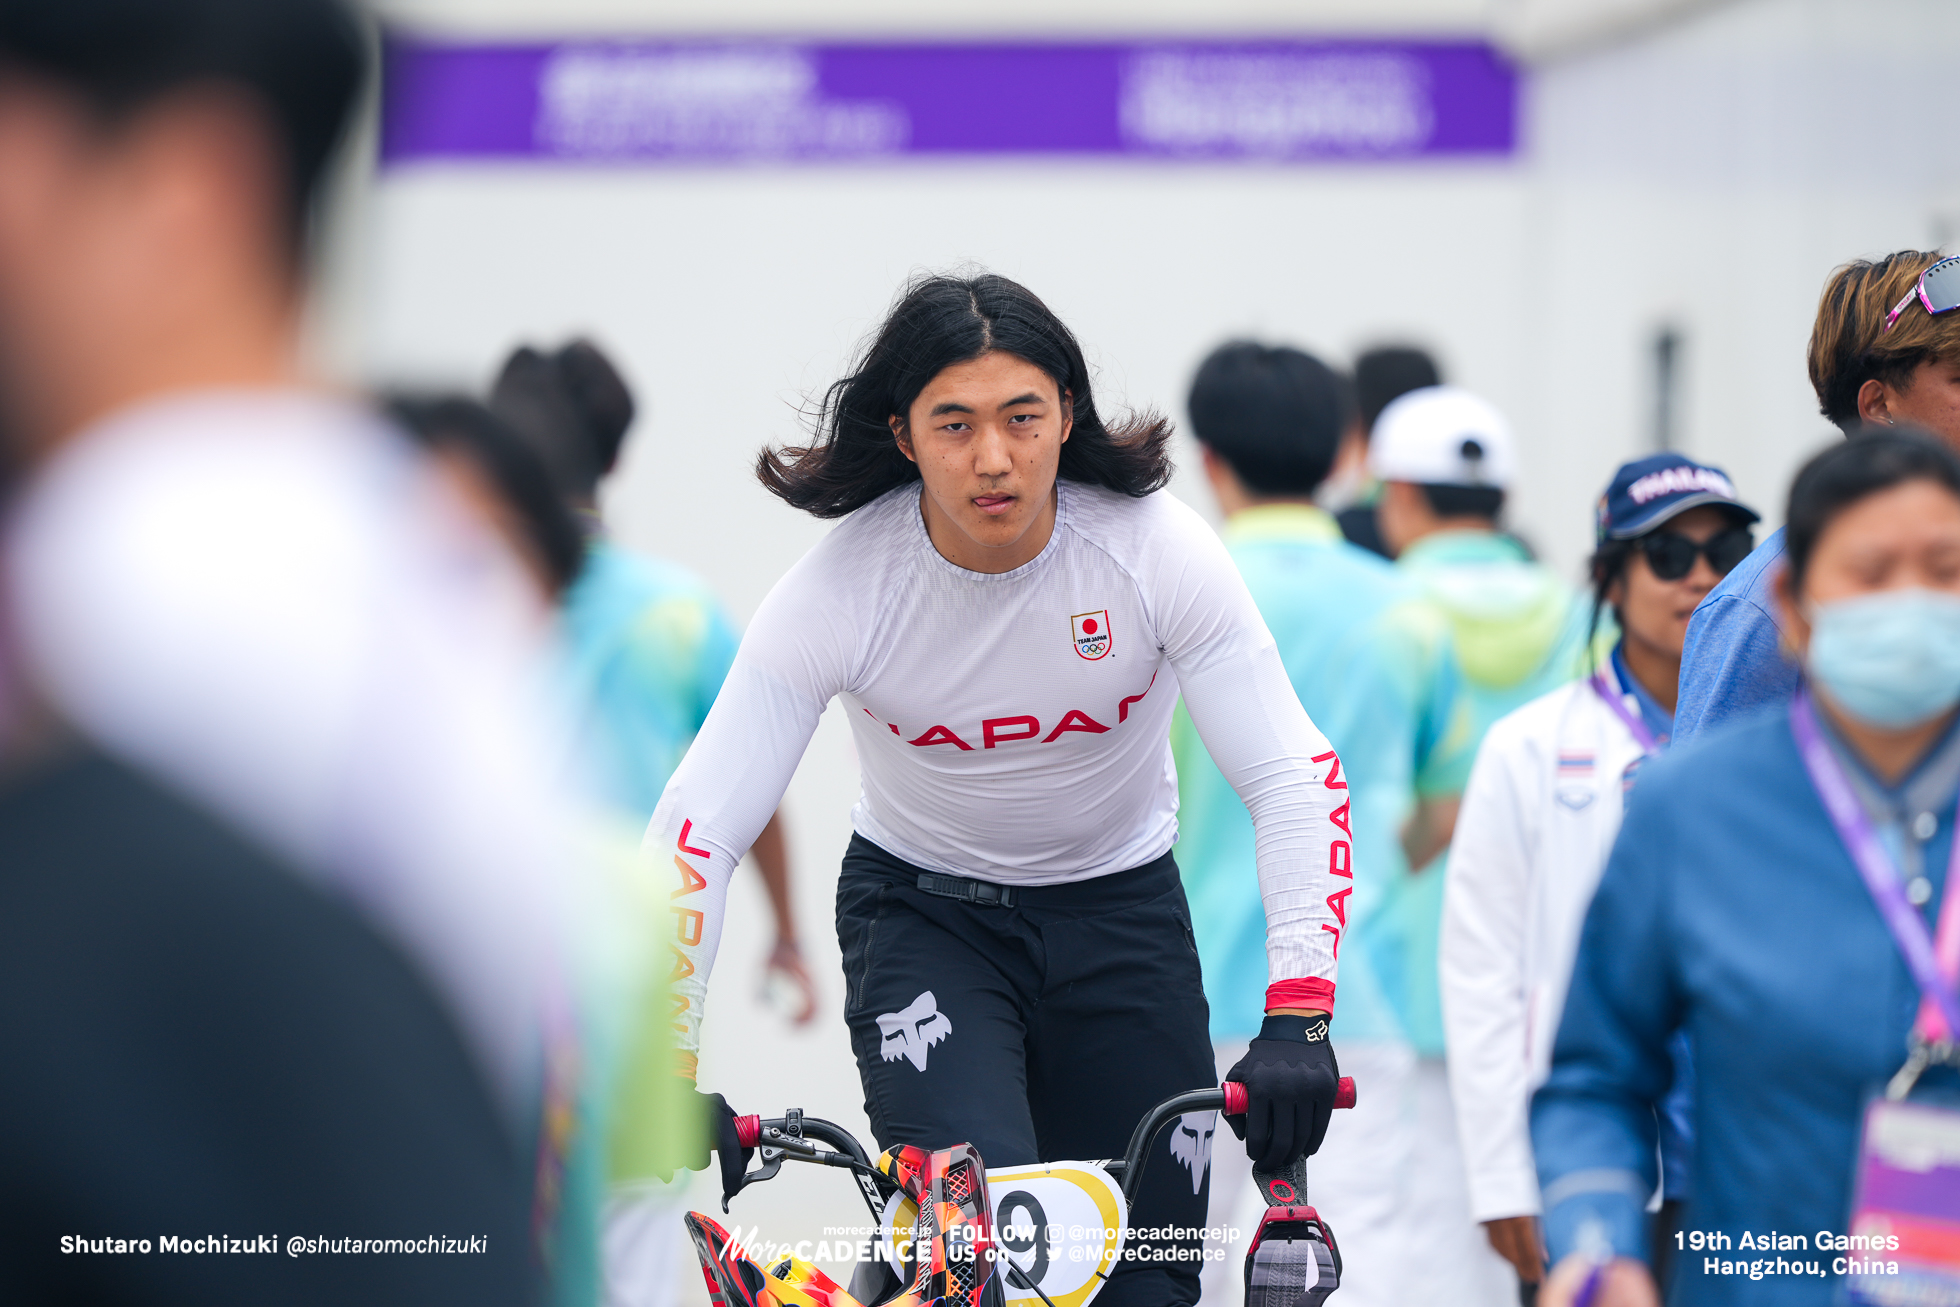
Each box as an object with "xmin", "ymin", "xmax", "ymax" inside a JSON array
[{"xmin": 1596, "ymin": 453, "xmax": 1759, "ymax": 544}]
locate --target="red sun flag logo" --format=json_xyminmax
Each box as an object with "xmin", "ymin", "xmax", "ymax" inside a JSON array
[{"xmin": 1070, "ymin": 610, "xmax": 1112, "ymax": 660}]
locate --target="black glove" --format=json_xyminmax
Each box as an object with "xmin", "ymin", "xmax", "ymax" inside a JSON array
[
  {"xmin": 1224, "ymin": 1014, "xmax": 1339, "ymax": 1169},
  {"xmin": 676, "ymin": 1090, "xmax": 754, "ymax": 1206}
]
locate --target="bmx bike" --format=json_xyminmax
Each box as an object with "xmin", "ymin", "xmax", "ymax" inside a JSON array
[{"xmin": 684, "ymin": 1076, "xmax": 1355, "ymax": 1307}]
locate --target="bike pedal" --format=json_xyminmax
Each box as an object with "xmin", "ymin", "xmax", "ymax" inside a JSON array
[{"xmin": 1243, "ymin": 1206, "xmax": 1340, "ymax": 1307}]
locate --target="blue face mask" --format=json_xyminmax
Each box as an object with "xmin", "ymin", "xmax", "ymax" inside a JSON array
[{"xmin": 1807, "ymin": 588, "xmax": 1960, "ymax": 728}]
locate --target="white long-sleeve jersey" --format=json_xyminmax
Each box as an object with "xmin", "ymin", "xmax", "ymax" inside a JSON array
[{"xmin": 648, "ymin": 480, "xmax": 1354, "ymax": 1065}]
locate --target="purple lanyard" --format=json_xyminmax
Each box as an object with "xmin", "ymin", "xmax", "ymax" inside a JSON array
[
  {"xmin": 1791, "ymin": 690, "xmax": 1960, "ymax": 1042},
  {"xmin": 1588, "ymin": 671, "xmax": 1660, "ymax": 756}
]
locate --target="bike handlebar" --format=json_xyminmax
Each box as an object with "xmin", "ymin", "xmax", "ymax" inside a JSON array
[
  {"xmin": 1220, "ymin": 1076, "xmax": 1356, "ymax": 1117},
  {"xmin": 726, "ymin": 1075, "xmax": 1358, "ymax": 1214},
  {"xmin": 736, "ymin": 1079, "xmax": 1356, "ymax": 1156}
]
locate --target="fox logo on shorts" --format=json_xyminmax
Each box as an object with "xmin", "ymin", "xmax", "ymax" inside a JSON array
[
  {"xmin": 1070, "ymin": 610, "xmax": 1112, "ymax": 660},
  {"xmin": 877, "ymin": 990, "xmax": 952, "ymax": 1072},
  {"xmin": 1170, "ymin": 1112, "xmax": 1216, "ymax": 1194}
]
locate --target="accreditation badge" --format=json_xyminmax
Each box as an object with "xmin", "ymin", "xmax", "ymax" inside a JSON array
[{"xmin": 1845, "ymin": 1096, "xmax": 1960, "ymax": 1305}]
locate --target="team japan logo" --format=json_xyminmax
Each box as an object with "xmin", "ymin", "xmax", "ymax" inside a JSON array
[{"xmin": 1070, "ymin": 610, "xmax": 1112, "ymax": 660}]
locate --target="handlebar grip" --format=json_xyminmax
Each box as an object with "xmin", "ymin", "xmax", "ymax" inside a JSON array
[
  {"xmin": 1220, "ymin": 1077, "xmax": 1355, "ymax": 1115},
  {"xmin": 734, "ymin": 1114, "xmax": 761, "ymax": 1150}
]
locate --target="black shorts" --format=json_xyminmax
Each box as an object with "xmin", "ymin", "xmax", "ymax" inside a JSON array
[{"xmin": 835, "ymin": 833, "xmax": 1216, "ymax": 1307}]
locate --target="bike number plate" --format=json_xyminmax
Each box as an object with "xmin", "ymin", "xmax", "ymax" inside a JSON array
[{"xmin": 879, "ymin": 1161, "xmax": 1128, "ymax": 1307}]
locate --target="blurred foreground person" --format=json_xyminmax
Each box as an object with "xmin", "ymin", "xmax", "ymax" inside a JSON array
[
  {"xmin": 1677, "ymin": 251, "xmax": 1960, "ymax": 743},
  {"xmin": 1330, "ymin": 344, "xmax": 1443, "ymax": 558},
  {"xmin": 390, "ymin": 392, "xmax": 712, "ymax": 1307},
  {"xmin": 0, "ymin": 0, "xmax": 623, "ymax": 1299},
  {"xmin": 1370, "ymin": 386, "xmax": 1591, "ymax": 1307},
  {"xmin": 1441, "ymin": 455, "xmax": 1758, "ymax": 1297},
  {"xmin": 0, "ymin": 746, "xmax": 531, "ymax": 1304},
  {"xmin": 491, "ymin": 343, "xmax": 814, "ymax": 1307},
  {"xmin": 1534, "ymin": 432, "xmax": 1960, "ymax": 1307},
  {"xmin": 1177, "ymin": 341, "xmax": 1458, "ymax": 1306}
]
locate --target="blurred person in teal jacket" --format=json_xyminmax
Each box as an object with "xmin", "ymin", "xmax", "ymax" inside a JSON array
[
  {"xmin": 1174, "ymin": 341, "xmax": 1459, "ymax": 1307},
  {"xmin": 491, "ymin": 343, "xmax": 810, "ymax": 1307},
  {"xmin": 389, "ymin": 394, "xmax": 693, "ymax": 1307},
  {"xmin": 1370, "ymin": 385, "xmax": 1594, "ymax": 1306},
  {"xmin": 494, "ymin": 342, "xmax": 809, "ymax": 1016}
]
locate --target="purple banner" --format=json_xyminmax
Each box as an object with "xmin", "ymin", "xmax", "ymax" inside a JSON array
[{"xmin": 382, "ymin": 38, "xmax": 1517, "ymax": 165}]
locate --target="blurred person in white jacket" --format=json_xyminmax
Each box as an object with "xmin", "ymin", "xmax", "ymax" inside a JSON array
[
  {"xmin": 0, "ymin": 4, "xmax": 635, "ymax": 1304},
  {"xmin": 1440, "ymin": 454, "xmax": 1759, "ymax": 1298}
]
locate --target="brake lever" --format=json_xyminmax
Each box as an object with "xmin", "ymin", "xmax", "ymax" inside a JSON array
[
  {"xmin": 721, "ymin": 1112, "xmax": 786, "ymax": 1211},
  {"xmin": 721, "ymin": 1111, "xmax": 819, "ymax": 1210},
  {"xmin": 721, "ymin": 1149, "xmax": 783, "ymax": 1211}
]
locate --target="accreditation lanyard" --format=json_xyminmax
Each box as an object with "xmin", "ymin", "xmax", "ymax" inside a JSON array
[
  {"xmin": 1587, "ymin": 670, "xmax": 1661, "ymax": 757},
  {"xmin": 1790, "ymin": 690, "xmax": 1960, "ymax": 1044}
]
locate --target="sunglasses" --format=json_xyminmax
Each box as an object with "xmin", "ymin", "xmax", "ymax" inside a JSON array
[
  {"xmin": 1640, "ymin": 527, "xmax": 1754, "ymax": 581},
  {"xmin": 1884, "ymin": 255, "xmax": 1960, "ymax": 332}
]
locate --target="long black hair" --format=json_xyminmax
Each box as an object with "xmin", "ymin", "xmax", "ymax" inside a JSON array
[{"xmin": 757, "ymin": 272, "xmax": 1174, "ymax": 518}]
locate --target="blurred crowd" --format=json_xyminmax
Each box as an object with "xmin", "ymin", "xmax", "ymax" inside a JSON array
[
  {"xmin": 1179, "ymin": 255, "xmax": 1960, "ymax": 1307},
  {"xmin": 5, "ymin": 2, "xmax": 1960, "ymax": 1307}
]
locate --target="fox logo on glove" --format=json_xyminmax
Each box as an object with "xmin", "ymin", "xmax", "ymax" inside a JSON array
[
  {"xmin": 1169, "ymin": 1112, "xmax": 1216, "ymax": 1194},
  {"xmin": 877, "ymin": 990, "xmax": 952, "ymax": 1072}
]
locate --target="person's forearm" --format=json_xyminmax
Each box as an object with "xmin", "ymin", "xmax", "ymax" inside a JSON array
[
  {"xmin": 1484, "ymin": 1215, "xmax": 1546, "ymax": 1285},
  {"xmin": 750, "ymin": 809, "xmax": 818, "ymax": 1024},
  {"xmin": 751, "ymin": 808, "xmax": 793, "ymax": 941},
  {"xmin": 1402, "ymin": 793, "xmax": 1461, "ymax": 871}
]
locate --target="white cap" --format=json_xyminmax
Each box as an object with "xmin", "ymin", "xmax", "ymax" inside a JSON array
[{"xmin": 1368, "ymin": 385, "xmax": 1515, "ymax": 489}]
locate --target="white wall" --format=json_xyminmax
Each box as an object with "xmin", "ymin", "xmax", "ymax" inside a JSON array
[
  {"xmin": 330, "ymin": 0, "xmax": 1960, "ymax": 1294},
  {"xmin": 1514, "ymin": 0, "xmax": 1960, "ymax": 568}
]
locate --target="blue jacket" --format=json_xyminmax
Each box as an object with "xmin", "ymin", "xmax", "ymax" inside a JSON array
[
  {"xmin": 1531, "ymin": 702, "xmax": 1959, "ymax": 1305},
  {"xmin": 1674, "ymin": 527, "xmax": 1798, "ymax": 746}
]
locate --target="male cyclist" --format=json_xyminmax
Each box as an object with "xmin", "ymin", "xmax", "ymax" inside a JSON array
[{"xmin": 644, "ymin": 273, "xmax": 1355, "ymax": 1306}]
